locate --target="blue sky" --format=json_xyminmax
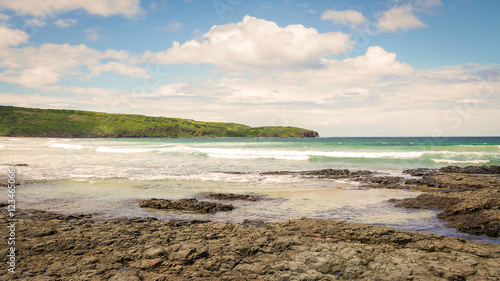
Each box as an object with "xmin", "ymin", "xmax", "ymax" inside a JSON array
[{"xmin": 1, "ymin": 0, "xmax": 499, "ymax": 136}]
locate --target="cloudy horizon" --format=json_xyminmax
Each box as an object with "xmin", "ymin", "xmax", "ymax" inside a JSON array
[{"xmin": 1, "ymin": 0, "xmax": 499, "ymax": 137}]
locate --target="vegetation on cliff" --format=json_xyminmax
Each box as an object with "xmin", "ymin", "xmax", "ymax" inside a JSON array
[{"xmin": 0, "ymin": 106, "xmax": 319, "ymax": 138}]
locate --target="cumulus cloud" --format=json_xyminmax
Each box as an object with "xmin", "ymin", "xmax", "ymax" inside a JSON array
[
  {"xmin": 338, "ymin": 46, "xmax": 414, "ymax": 77},
  {"xmin": 378, "ymin": 5, "xmax": 426, "ymax": 32},
  {"xmin": 2, "ymin": 60, "xmax": 498, "ymax": 136},
  {"xmin": 321, "ymin": 9, "xmax": 366, "ymax": 28},
  {"xmin": 0, "ymin": 36, "xmax": 148, "ymax": 88},
  {"xmin": 54, "ymin": 18, "xmax": 78, "ymax": 28},
  {"xmin": 0, "ymin": 26, "xmax": 29, "ymax": 47},
  {"xmin": 0, "ymin": 0, "xmax": 144, "ymax": 18},
  {"xmin": 146, "ymin": 16, "xmax": 354, "ymax": 69},
  {"xmin": 378, "ymin": 0, "xmax": 442, "ymax": 32}
]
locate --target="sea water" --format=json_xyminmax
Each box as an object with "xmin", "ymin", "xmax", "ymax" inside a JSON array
[{"xmin": 1, "ymin": 137, "xmax": 499, "ymax": 243}]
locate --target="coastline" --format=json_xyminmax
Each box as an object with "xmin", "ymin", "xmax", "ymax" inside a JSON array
[
  {"xmin": 1, "ymin": 210, "xmax": 499, "ymax": 280},
  {"xmin": 1, "ymin": 165, "xmax": 500, "ymax": 280}
]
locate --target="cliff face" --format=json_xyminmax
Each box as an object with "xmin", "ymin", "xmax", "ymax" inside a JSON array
[
  {"xmin": 301, "ymin": 130, "xmax": 320, "ymax": 138},
  {"xmin": 0, "ymin": 106, "xmax": 319, "ymax": 138}
]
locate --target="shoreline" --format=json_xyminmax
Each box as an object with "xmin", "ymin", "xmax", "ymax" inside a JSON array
[
  {"xmin": 1, "ymin": 209, "xmax": 499, "ymax": 280},
  {"xmin": 1, "ymin": 165, "xmax": 499, "ymax": 279}
]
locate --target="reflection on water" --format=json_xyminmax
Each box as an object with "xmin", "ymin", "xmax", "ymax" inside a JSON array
[{"xmin": 17, "ymin": 177, "xmax": 500, "ymax": 244}]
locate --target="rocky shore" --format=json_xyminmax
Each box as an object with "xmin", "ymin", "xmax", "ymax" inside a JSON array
[
  {"xmin": 1, "ymin": 209, "xmax": 500, "ymax": 281},
  {"xmin": 263, "ymin": 165, "xmax": 500, "ymax": 238},
  {"xmin": 1, "ymin": 165, "xmax": 499, "ymax": 280},
  {"xmin": 139, "ymin": 198, "xmax": 235, "ymax": 213}
]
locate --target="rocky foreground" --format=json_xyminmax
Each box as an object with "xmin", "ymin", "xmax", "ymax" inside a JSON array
[
  {"xmin": 1, "ymin": 210, "xmax": 500, "ymax": 281},
  {"xmin": 1, "ymin": 165, "xmax": 499, "ymax": 280},
  {"xmin": 263, "ymin": 166, "xmax": 500, "ymax": 238}
]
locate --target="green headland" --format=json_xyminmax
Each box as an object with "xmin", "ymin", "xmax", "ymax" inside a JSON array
[{"xmin": 0, "ymin": 105, "xmax": 319, "ymax": 138}]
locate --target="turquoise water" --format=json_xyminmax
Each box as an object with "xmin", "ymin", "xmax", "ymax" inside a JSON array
[{"xmin": 1, "ymin": 137, "xmax": 499, "ymax": 243}]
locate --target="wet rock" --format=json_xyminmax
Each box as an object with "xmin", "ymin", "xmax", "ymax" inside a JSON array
[
  {"xmin": 437, "ymin": 188, "xmax": 500, "ymax": 237},
  {"xmin": 403, "ymin": 168, "xmax": 438, "ymax": 177},
  {"xmin": 139, "ymin": 198, "xmax": 234, "ymax": 213},
  {"xmin": 302, "ymin": 169, "xmax": 352, "ymax": 178},
  {"xmin": 439, "ymin": 165, "xmax": 500, "ymax": 174},
  {"xmin": 361, "ymin": 176, "xmax": 407, "ymax": 189},
  {"xmin": 390, "ymin": 184, "xmax": 500, "ymax": 237},
  {"xmin": 202, "ymin": 192, "xmax": 263, "ymax": 201},
  {"xmin": 404, "ymin": 165, "xmax": 500, "ymax": 177},
  {"xmin": 431, "ymin": 172, "xmax": 500, "ymax": 190},
  {"xmin": 1, "ymin": 211, "xmax": 500, "ymax": 281},
  {"xmin": 389, "ymin": 194, "xmax": 462, "ymax": 209}
]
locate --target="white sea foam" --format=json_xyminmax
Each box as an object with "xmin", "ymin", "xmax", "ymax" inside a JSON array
[
  {"xmin": 49, "ymin": 143, "xmax": 85, "ymax": 149},
  {"xmin": 0, "ymin": 145, "xmax": 4, "ymax": 148},
  {"xmin": 158, "ymin": 145, "xmax": 200, "ymax": 153},
  {"xmin": 431, "ymin": 159, "xmax": 490, "ymax": 164},
  {"xmin": 161, "ymin": 172, "xmax": 306, "ymax": 184},
  {"xmin": 195, "ymin": 148, "xmax": 424, "ymax": 161},
  {"xmin": 424, "ymin": 150, "xmax": 498, "ymax": 157},
  {"xmin": 95, "ymin": 147, "xmax": 152, "ymax": 153}
]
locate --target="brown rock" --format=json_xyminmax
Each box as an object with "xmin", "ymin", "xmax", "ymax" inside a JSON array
[
  {"xmin": 202, "ymin": 192, "xmax": 263, "ymax": 201},
  {"xmin": 139, "ymin": 198, "xmax": 234, "ymax": 213}
]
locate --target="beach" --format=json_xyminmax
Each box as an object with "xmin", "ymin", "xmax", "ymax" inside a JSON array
[
  {"xmin": 1, "ymin": 165, "xmax": 500, "ymax": 280},
  {"xmin": 1, "ymin": 137, "xmax": 500, "ymax": 280}
]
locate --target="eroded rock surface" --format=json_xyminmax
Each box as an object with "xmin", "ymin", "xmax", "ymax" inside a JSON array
[
  {"xmin": 202, "ymin": 192, "xmax": 263, "ymax": 201},
  {"xmin": 390, "ymin": 171, "xmax": 500, "ymax": 237},
  {"xmin": 1, "ymin": 212, "xmax": 499, "ymax": 281},
  {"xmin": 139, "ymin": 198, "xmax": 234, "ymax": 213}
]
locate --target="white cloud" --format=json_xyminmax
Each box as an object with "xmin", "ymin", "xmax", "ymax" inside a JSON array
[
  {"xmin": 0, "ymin": 92, "xmax": 79, "ymax": 109},
  {"xmin": 147, "ymin": 15, "xmax": 353, "ymax": 69},
  {"xmin": 0, "ymin": 38, "xmax": 147, "ymax": 88},
  {"xmin": 338, "ymin": 46, "xmax": 414, "ymax": 77},
  {"xmin": 54, "ymin": 18, "xmax": 78, "ymax": 28},
  {"xmin": 0, "ymin": 26, "xmax": 29, "ymax": 47},
  {"xmin": 2, "ymin": 60, "xmax": 498, "ymax": 136},
  {"xmin": 378, "ymin": 1, "xmax": 441, "ymax": 33},
  {"xmin": 0, "ymin": 0, "xmax": 144, "ymax": 18},
  {"xmin": 321, "ymin": 10, "xmax": 366, "ymax": 28},
  {"xmin": 159, "ymin": 22, "xmax": 183, "ymax": 32},
  {"xmin": 87, "ymin": 61, "xmax": 149, "ymax": 78},
  {"xmin": 378, "ymin": 5, "xmax": 426, "ymax": 32},
  {"xmin": 84, "ymin": 27, "xmax": 101, "ymax": 41}
]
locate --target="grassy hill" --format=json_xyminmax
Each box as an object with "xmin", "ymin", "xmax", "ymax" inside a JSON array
[{"xmin": 0, "ymin": 106, "xmax": 319, "ymax": 138}]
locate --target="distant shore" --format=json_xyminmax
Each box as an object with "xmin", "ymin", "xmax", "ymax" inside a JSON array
[{"xmin": 0, "ymin": 105, "xmax": 319, "ymax": 138}]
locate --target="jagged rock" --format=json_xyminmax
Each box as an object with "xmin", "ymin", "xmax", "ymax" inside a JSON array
[
  {"xmin": 439, "ymin": 165, "xmax": 500, "ymax": 174},
  {"xmin": 139, "ymin": 198, "xmax": 234, "ymax": 213},
  {"xmin": 1, "ymin": 211, "xmax": 499, "ymax": 281},
  {"xmin": 390, "ymin": 184, "xmax": 500, "ymax": 237},
  {"xmin": 403, "ymin": 168, "xmax": 437, "ymax": 176},
  {"xmin": 202, "ymin": 192, "xmax": 263, "ymax": 201},
  {"xmin": 389, "ymin": 194, "xmax": 462, "ymax": 209}
]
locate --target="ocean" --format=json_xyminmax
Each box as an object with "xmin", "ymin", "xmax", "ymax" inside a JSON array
[{"xmin": 2, "ymin": 137, "xmax": 499, "ymax": 243}]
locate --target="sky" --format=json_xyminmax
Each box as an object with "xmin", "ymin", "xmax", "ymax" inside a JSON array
[{"xmin": 0, "ymin": 0, "xmax": 499, "ymax": 137}]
